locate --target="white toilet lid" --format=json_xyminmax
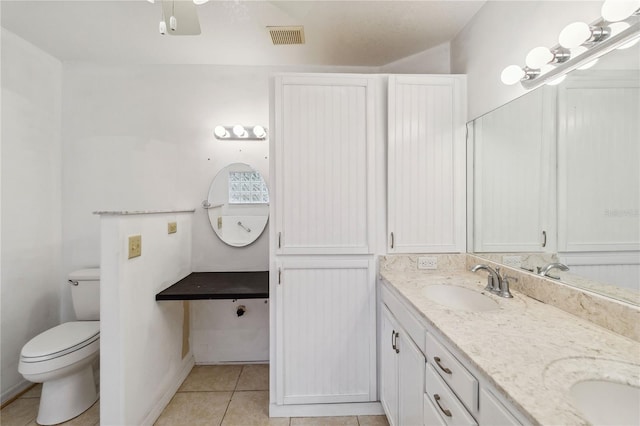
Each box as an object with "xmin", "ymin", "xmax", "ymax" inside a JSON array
[{"xmin": 21, "ymin": 321, "xmax": 100, "ymax": 362}]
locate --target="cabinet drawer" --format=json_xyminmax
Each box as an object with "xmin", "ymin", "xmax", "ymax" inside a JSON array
[
  {"xmin": 382, "ymin": 286, "xmax": 425, "ymax": 350},
  {"xmin": 425, "ymin": 364, "xmax": 477, "ymax": 426},
  {"xmin": 425, "ymin": 332, "xmax": 478, "ymax": 412},
  {"xmin": 479, "ymin": 388, "xmax": 522, "ymax": 426}
]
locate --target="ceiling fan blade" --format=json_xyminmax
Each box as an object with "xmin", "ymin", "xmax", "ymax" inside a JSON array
[{"xmin": 161, "ymin": 0, "xmax": 201, "ymax": 36}]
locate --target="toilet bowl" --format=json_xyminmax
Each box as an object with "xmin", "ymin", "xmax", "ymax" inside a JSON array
[{"xmin": 18, "ymin": 268, "xmax": 100, "ymax": 425}]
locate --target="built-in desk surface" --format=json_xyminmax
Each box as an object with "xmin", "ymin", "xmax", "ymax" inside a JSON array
[{"xmin": 155, "ymin": 271, "xmax": 269, "ymax": 301}]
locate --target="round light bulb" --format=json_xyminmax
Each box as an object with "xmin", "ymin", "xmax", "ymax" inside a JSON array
[
  {"xmin": 500, "ymin": 65, "xmax": 525, "ymax": 85},
  {"xmin": 525, "ymin": 46, "xmax": 554, "ymax": 69},
  {"xmin": 608, "ymin": 22, "xmax": 631, "ymax": 37},
  {"xmin": 170, "ymin": 15, "xmax": 177, "ymax": 31},
  {"xmin": 214, "ymin": 126, "xmax": 228, "ymax": 139},
  {"xmin": 601, "ymin": 0, "xmax": 640, "ymax": 22},
  {"xmin": 193, "ymin": 0, "xmax": 210, "ymax": 4},
  {"xmin": 559, "ymin": 22, "xmax": 592, "ymax": 48},
  {"xmin": 159, "ymin": 20, "xmax": 167, "ymax": 35},
  {"xmin": 233, "ymin": 125, "xmax": 247, "ymax": 138},
  {"xmin": 253, "ymin": 125, "xmax": 266, "ymax": 139}
]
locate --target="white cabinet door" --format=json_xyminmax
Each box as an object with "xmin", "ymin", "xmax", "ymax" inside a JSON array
[
  {"xmin": 387, "ymin": 75, "xmax": 466, "ymax": 253},
  {"xmin": 381, "ymin": 306, "xmax": 400, "ymax": 426},
  {"xmin": 275, "ymin": 258, "xmax": 376, "ymax": 405},
  {"xmin": 398, "ymin": 329, "xmax": 426, "ymax": 426},
  {"xmin": 274, "ymin": 75, "xmax": 376, "ymax": 255}
]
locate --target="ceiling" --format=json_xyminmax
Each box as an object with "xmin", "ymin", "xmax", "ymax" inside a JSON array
[{"xmin": 0, "ymin": 0, "xmax": 485, "ymax": 66}]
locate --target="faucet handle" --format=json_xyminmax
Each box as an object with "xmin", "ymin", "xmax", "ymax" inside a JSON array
[{"xmin": 499, "ymin": 275, "xmax": 517, "ymax": 298}]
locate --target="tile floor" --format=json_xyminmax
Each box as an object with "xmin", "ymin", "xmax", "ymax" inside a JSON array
[{"xmin": 1, "ymin": 364, "xmax": 389, "ymax": 426}]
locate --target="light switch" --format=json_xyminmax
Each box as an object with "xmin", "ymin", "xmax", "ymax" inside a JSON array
[
  {"xmin": 128, "ymin": 235, "xmax": 142, "ymax": 259},
  {"xmin": 168, "ymin": 222, "xmax": 177, "ymax": 234}
]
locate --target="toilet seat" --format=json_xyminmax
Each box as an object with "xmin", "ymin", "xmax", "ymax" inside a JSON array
[{"xmin": 19, "ymin": 322, "xmax": 100, "ymax": 377}]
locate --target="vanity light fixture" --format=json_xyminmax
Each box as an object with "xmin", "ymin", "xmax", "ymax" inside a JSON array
[
  {"xmin": 500, "ymin": 1, "xmax": 640, "ymax": 90},
  {"xmin": 214, "ymin": 125, "xmax": 268, "ymax": 140}
]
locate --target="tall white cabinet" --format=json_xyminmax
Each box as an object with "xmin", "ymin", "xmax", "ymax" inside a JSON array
[
  {"xmin": 388, "ymin": 76, "xmax": 466, "ymax": 253},
  {"xmin": 270, "ymin": 73, "xmax": 466, "ymax": 417},
  {"xmin": 270, "ymin": 74, "xmax": 379, "ymax": 417}
]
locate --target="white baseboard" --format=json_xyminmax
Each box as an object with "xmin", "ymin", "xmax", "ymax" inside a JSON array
[
  {"xmin": 140, "ymin": 353, "xmax": 195, "ymax": 426},
  {"xmin": 269, "ymin": 402, "xmax": 384, "ymax": 418},
  {"xmin": 1, "ymin": 379, "xmax": 33, "ymax": 405}
]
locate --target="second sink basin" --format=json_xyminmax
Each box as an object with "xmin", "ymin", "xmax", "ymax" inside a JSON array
[
  {"xmin": 422, "ymin": 285, "xmax": 499, "ymax": 311},
  {"xmin": 570, "ymin": 380, "xmax": 640, "ymax": 426}
]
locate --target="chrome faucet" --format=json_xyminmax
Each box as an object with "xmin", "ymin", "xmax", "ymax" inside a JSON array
[
  {"xmin": 538, "ymin": 262, "xmax": 569, "ymax": 279},
  {"xmin": 470, "ymin": 264, "xmax": 502, "ymax": 293}
]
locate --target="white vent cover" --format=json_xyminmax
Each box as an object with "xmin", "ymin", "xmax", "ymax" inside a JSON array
[{"xmin": 268, "ymin": 26, "xmax": 305, "ymax": 45}]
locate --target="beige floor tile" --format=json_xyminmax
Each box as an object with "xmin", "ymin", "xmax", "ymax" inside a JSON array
[
  {"xmin": 63, "ymin": 400, "xmax": 100, "ymax": 426},
  {"xmin": 236, "ymin": 364, "xmax": 269, "ymax": 391},
  {"xmin": 154, "ymin": 392, "xmax": 232, "ymax": 426},
  {"xmin": 221, "ymin": 391, "xmax": 288, "ymax": 426},
  {"xmin": 290, "ymin": 416, "xmax": 359, "ymax": 426},
  {"xmin": 0, "ymin": 397, "xmax": 39, "ymax": 426},
  {"xmin": 179, "ymin": 365, "xmax": 242, "ymax": 392},
  {"xmin": 357, "ymin": 415, "xmax": 389, "ymax": 426},
  {"xmin": 20, "ymin": 384, "xmax": 42, "ymax": 399}
]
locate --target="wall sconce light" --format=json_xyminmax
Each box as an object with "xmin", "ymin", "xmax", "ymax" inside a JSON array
[
  {"xmin": 214, "ymin": 125, "xmax": 268, "ymax": 140},
  {"xmin": 501, "ymin": 0, "xmax": 640, "ymax": 90}
]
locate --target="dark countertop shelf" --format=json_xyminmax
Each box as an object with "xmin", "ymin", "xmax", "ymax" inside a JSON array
[{"xmin": 156, "ymin": 271, "xmax": 269, "ymax": 301}]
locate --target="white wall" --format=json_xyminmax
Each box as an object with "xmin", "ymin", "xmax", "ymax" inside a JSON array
[
  {"xmin": 100, "ymin": 211, "xmax": 193, "ymax": 426},
  {"xmin": 0, "ymin": 29, "xmax": 63, "ymax": 402},
  {"xmin": 380, "ymin": 41, "xmax": 451, "ymax": 74},
  {"xmin": 450, "ymin": 1, "xmax": 602, "ymax": 120}
]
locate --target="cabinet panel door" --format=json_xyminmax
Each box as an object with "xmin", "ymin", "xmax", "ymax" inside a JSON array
[
  {"xmin": 388, "ymin": 75, "xmax": 466, "ymax": 253},
  {"xmin": 274, "ymin": 75, "xmax": 375, "ymax": 255},
  {"xmin": 381, "ymin": 306, "xmax": 399, "ymax": 426},
  {"xmin": 276, "ymin": 258, "xmax": 376, "ymax": 404},
  {"xmin": 398, "ymin": 331, "xmax": 426, "ymax": 426}
]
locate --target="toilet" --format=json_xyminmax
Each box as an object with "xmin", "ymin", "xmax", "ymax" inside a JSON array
[{"xmin": 19, "ymin": 268, "xmax": 100, "ymax": 425}]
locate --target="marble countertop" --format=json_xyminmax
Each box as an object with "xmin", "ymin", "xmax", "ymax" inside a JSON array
[{"xmin": 379, "ymin": 267, "xmax": 640, "ymax": 425}]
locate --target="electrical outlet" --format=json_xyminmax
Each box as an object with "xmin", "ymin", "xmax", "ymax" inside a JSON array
[
  {"xmin": 128, "ymin": 235, "xmax": 142, "ymax": 259},
  {"xmin": 418, "ymin": 256, "xmax": 438, "ymax": 270},
  {"xmin": 502, "ymin": 255, "xmax": 522, "ymax": 268},
  {"xmin": 168, "ymin": 222, "xmax": 177, "ymax": 234}
]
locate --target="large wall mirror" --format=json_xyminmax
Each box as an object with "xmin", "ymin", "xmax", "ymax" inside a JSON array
[
  {"xmin": 468, "ymin": 40, "xmax": 639, "ymax": 306},
  {"xmin": 206, "ymin": 163, "xmax": 269, "ymax": 247}
]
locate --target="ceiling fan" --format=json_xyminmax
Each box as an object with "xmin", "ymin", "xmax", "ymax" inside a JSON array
[{"xmin": 148, "ymin": 0, "xmax": 205, "ymax": 36}]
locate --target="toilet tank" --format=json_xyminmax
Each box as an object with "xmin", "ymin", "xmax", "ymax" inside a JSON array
[{"xmin": 69, "ymin": 268, "xmax": 100, "ymax": 320}]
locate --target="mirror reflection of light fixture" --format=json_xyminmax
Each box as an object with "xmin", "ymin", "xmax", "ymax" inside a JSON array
[
  {"xmin": 500, "ymin": 13, "xmax": 640, "ymax": 90},
  {"xmin": 214, "ymin": 125, "xmax": 268, "ymax": 140},
  {"xmin": 601, "ymin": 0, "xmax": 640, "ymax": 22}
]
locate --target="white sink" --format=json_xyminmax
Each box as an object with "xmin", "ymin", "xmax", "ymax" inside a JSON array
[
  {"xmin": 422, "ymin": 285, "xmax": 499, "ymax": 311},
  {"xmin": 570, "ymin": 380, "xmax": 640, "ymax": 426}
]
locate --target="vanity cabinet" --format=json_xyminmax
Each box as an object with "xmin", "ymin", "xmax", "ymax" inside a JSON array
[
  {"xmin": 381, "ymin": 305, "xmax": 425, "ymax": 426},
  {"xmin": 380, "ymin": 281, "xmax": 525, "ymax": 426},
  {"xmin": 387, "ymin": 75, "xmax": 466, "ymax": 253}
]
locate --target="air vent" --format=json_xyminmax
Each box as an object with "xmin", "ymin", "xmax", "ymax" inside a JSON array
[{"xmin": 268, "ymin": 26, "xmax": 305, "ymax": 45}]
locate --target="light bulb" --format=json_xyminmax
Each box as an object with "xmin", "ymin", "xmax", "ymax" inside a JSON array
[
  {"xmin": 500, "ymin": 65, "xmax": 525, "ymax": 85},
  {"xmin": 193, "ymin": 0, "xmax": 210, "ymax": 4},
  {"xmin": 253, "ymin": 125, "xmax": 266, "ymax": 139},
  {"xmin": 559, "ymin": 22, "xmax": 592, "ymax": 48},
  {"xmin": 525, "ymin": 47, "xmax": 554, "ymax": 69},
  {"xmin": 170, "ymin": 15, "xmax": 177, "ymax": 31},
  {"xmin": 233, "ymin": 125, "xmax": 247, "ymax": 138},
  {"xmin": 214, "ymin": 126, "xmax": 229, "ymax": 139},
  {"xmin": 608, "ymin": 22, "xmax": 631, "ymax": 37},
  {"xmin": 159, "ymin": 20, "xmax": 167, "ymax": 35},
  {"xmin": 601, "ymin": 0, "xmax": 640, "ymax": 22}
]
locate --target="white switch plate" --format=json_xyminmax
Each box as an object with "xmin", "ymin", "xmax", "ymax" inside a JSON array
[{"xmin": 418, "ymin": 256, "xmax": 438, "ymax": 270}]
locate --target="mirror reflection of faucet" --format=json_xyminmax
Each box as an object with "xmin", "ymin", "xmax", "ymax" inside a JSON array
[{"xmin": 537, "ymin": 262, "xmax": 570, "ymax": 280}]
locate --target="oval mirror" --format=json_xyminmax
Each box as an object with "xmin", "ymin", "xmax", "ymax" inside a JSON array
[{"xmin": 206, "ymin": 163, "xmax": 269, "ymax": 247}]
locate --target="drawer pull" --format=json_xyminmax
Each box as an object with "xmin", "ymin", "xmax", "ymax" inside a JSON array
[
  {"xmin": 434, "ymin": 357, "xmax": 452, "ymax": 375},
  {"xmin": 391, "ymin": 330, "xmax": 396, "ymax": 351},
  {"xmin": 434, "ymin": 394, "xmax": 452, "ymax": 418},
  {"xmin": 394, "ymin": 331, "xmax": 400, "ymax": 353}
]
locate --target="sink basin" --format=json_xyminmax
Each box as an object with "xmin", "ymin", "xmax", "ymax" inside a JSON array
[
  {"xmin": 422, "ymin": 285, "xmax": 499, "ymax": 311},
  {"xmin": 570, "ymin": 380, "xmax": 640, "ymax": 426}
]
